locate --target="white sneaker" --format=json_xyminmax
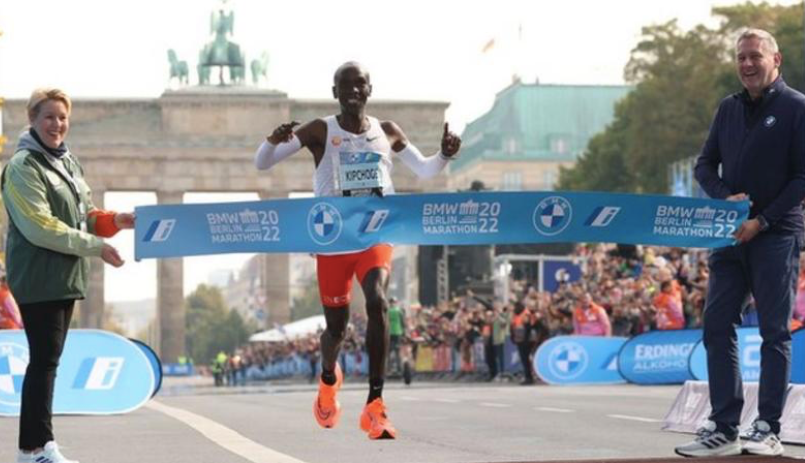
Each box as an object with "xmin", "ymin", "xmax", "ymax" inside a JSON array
[
  {"xmin": 742, "ymin": 420, "xmax": 784, "ymax": 456},
  {"xmin": 17, "ymin": 441, "xmax": 79, "ymax": 463},
  {"xmin": 674, "ymin": 421, "xmax": 741, "ymax": 457}
]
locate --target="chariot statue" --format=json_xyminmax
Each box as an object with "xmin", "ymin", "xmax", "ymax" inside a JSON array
[{"xmin": 197, "ymin": 0, "xmax": 245, "ymax": 85}]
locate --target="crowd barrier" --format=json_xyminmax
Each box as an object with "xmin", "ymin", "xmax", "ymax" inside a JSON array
[
  {"xmin": 163, "ymin": 363, "xmax": 194, "ymax": 377},
  {"xmin": 663, "ymin": 381, "xmax": 805, "ymax": 444},
  {"xmin": 249, "ymin": 328, "xmax": 805, "ymax": 384},
  {"xmin": 250, "ymin": 339, "xmax": 521, "ymax": 381},
  {"xmin": 533, "ymin": 328, "xmax": 805, "ymax": 386},
  {"xmin": 0, "ymin": 330, "xmax": 160, "ymax": 415},
  {"xmin": 618, "ymin": 329, "xmax": 702, "ymax": 385},
  {"xmin": 535, "ymin": 336, "xmax": 626, "ymax": 385}
]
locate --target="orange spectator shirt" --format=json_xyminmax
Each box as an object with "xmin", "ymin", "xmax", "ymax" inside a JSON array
[
  {"xmin": 652, "ymin": 291, "xmax": 685, "ymax": 330},
  {"xmin": 573, "ymin": 303, "xmax": 610, "ymax": 336}
]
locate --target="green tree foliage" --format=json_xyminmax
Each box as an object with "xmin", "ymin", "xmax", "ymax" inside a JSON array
[
  {"xmin": 714, "ymin": 2, "xmax": 804, "ymax": 93},
  {"xmin": 185, "ymin": 284, "xmax": 252, "ymax": 363},
  {"xmin": 558, "ymin": 2, "xmax": 803, "ymax": 193}
]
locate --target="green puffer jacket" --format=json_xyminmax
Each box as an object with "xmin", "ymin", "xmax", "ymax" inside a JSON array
[{"xmin": 1, "ymin": 131, "xmax": 105, "ymax": 304}]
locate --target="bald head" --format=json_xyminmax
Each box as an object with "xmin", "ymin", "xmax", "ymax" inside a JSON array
[
  {"xmin": 334, "ymin": 61, "xmax": 370, "ymax": 85},
  {"xmin": 332, "ymin": 61, "xmax": 373, "ymax": 115}
]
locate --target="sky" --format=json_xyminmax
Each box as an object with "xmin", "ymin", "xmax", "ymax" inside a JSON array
[{"xmin": 0, "ymin": 0, "xmax": 799, "ymax": 302}]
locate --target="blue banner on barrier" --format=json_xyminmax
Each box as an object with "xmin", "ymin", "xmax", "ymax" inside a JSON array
[
  {"xmin": 794, "ymin": 328, "xmax": 805, "ymax": 385},
  {"xmin": 0, "ymin": 330, "xmax": 156, "ymax": 416},
  {"xmin": 163, "ymin": 363, "xmax": 195, "ymax": 376},
  {"xmin": 135, "ymin": 191, "xmax": 748, "ymax": 259},
  {"xmin": 130, "ymin": 338, "xmax": 163, "ymax": 398},
  {"xmin": 689, "ymin": 327, "xmax": 761, "ymax": 382},
  {"xmin": 504, "ymin": 339, "xmax": 522, "ymax": 373},
  {"xmin": 618, "ymin": 329, "xmax": 702, "ymax": 385},
  {"xmin": 535, "ymin": 336, "xmax": 627, "ymax": 385}
]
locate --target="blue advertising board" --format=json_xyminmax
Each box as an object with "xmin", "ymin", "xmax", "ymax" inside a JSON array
[
  {"xmin": 162, "ymin": 363, "xmax": 195, "ymax": 376},
  {"xmin": 0, "ymin": 330, "xmax": 157, "ymax": 415},
  {"xmin": 689, "ymin": 327, "xmax": 762, "ymax": 382},
  {"xmin": 794, "ymin": 328, "xmax": 805, "ymax": 385},
  {"xmin": 618, "ymin": 329, "xmax": 702, "ymax": 384},
  {"xmin": 542, "ymin": 259, "xmax": 582, "ymax": 293},
  {"xmin": 535, "ymin": 336, "xmax": 626, "ymax": 385},
  {"xmin": 130, "ymin": 338, "xmax": 163, "ymax": 397}
]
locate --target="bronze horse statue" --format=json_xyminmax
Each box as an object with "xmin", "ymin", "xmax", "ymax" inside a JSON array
[
  {"xmin": 251, "ymin": 51, "xmax": 270, "ymax": 85},
  {"xmin": 167, "ymin": 49, "xmax": 189, "ymax": 86}
]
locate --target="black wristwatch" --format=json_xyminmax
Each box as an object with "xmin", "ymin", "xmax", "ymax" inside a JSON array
[{"xmin": 756, "ymin": 214, "xmax": 770, "ymax": 232}]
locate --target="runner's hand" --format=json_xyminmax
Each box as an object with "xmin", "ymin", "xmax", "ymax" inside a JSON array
[
  {"xmin": 441, "ymin": 123, "xmax": 461, "ymax": 158},
  {"xmin": 267, "ymin": 121, "xmax": 300, "ymax": 145}
]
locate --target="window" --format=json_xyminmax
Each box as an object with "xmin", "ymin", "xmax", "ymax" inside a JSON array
[
  {"xmin": 505, "ymin": 137, "xmax": 518, "ymax": 154},
  {"xmin": 543, "ymin": 169, "xmax": 556, "ymax": 190},
  {"xmin": 550, "ymin": 136, "xmax": 568, "ymax": 154},
  {"xmin": 502, "ymin": 171, "xmax": 522, "ymax": 190}
]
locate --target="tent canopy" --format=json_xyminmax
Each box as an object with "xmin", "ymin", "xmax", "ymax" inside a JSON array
[{"xmin": 249, "ymin": 315, "xmax": 326, "ymax": 343}]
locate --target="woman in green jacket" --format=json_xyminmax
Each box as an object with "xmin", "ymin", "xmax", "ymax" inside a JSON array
[{"xmin": 2, "ymin": 88, "xmax": 134, "ymax": 463}]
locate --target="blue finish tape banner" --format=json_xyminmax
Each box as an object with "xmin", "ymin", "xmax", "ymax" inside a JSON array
[
  {"xmin": 794, "ymin": 328, "xmax": 805, "ymax": 385},
  {"xmin": 618, "ymin": 329, "xmax": 702, "ymax": 385},
  {"xmin": 134, "ymin": 191, "xmax": 749, "ymax": 259},
  {"xmin": 535, "ymin": 336, "xmax": 627, "ymax": 385},
  {"xmin": 689, "ymin": 327, "xmax": 762, "ymax": 382},
  {"xmin": 0, "ymin": 330, "xmax": 157, "ymax": 416}
]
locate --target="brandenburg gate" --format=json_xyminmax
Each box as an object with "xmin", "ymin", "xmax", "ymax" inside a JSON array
[{"xmin": 1, "ymin": 89, "xmax": 448, "ymax": 361}]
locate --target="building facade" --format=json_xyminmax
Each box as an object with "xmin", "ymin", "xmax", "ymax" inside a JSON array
[{"xmin": 452, "ymin": 82, "xmax": 632, "ymax": 191}]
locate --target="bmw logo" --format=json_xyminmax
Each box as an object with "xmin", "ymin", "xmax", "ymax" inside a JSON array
[
  {"xmin": 533, "ymin": 196, "xmax": 573, "ymax": 236},
  {"xmin": 764, "ymin": 115, "xmax": 776, "ymax": 128},
  {"xmin": 0, "ymin": 342, "xmax": 29, "ymax": 406},
  {"xmin": 547, "ymin": 342, "xmax": 588, "ymax": 380},
  {"xmin": 307, "ymin": 202, "xmax": 343, "ymax": 246}
]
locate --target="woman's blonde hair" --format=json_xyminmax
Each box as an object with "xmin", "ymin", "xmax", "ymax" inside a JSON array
[{"xmin": 27, "ymin": 88, "xmax": 71, "ymax": 122}]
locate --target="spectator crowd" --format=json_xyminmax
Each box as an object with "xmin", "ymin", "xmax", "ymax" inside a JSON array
[{"xmin": 218, "ymin": 244, "xmax": 805, "ymax": 385}]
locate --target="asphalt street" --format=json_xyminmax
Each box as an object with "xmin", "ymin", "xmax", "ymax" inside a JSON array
[{"xmin": 1, "ymin": 378, "xmax": 803, "ymax": 463}]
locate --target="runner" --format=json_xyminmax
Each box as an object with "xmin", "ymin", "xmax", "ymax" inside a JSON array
[{"xmin": 255, "ymin": 61, "xmax": 461, "ymax": 439}]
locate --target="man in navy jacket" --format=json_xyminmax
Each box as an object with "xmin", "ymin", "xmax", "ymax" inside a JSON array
[{"xmin": 675, "ymin": 28, "xmax": 805, "ymax": 458}]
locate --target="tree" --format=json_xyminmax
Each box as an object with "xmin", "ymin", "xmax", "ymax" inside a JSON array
[
  {"xmin": 185, "ymin": 284, "xmax": 252, "ymax": 364},
  {"xmin": 558, "ymin": 3, "xmax": 803, "ymax": 193},
  {"xmin": 291, "ymin": 276, "xmax": 321, "ymax": 321},
  {"xmin": 102, "ymin": 303, "xmax": 128, "ymax": 336},
  {"xmin": 713, "ymin": 2, "xmax": 804, "ymax": 92}
]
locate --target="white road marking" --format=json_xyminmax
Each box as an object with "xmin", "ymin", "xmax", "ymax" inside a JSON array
[
  {"xmin": 607, "ymin": 414, "xmax": 661, "ymax": 423},
  {"xmin": 535, "ymin": 407, "xmax": 575, "ymax": 413},
  {"xmin": 433, "ymin": 398, "xmax": 461, "ymax": 403},
  {"xmin": 146, "ymin": 400, "xmax": 307, "ymax": 463},
  {"xmin": 479, "ymin": 402, "xmax": 512, "ymax": 408}
]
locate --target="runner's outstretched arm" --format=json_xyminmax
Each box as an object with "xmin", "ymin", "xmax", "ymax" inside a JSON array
[
  {"xmin": 254, "ymin": 120, "xmax": 325, "ymax": 170},
  {"xmin": 384, "ymin": 122, "xmax": 462, "ymax": 179}
]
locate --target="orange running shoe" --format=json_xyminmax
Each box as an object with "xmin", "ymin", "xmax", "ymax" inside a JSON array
[
  {"xmin": 359, "ymin": 398, "xmax": 397, "ymax": 439},
  {"xmin": 313, "ymin": 363, "xmax": 343, "ymax": 428}
]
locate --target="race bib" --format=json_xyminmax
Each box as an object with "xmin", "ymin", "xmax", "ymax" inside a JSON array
[{"xmin": 338, "ymin": 151, "xmax": 384, "ymax": 196}]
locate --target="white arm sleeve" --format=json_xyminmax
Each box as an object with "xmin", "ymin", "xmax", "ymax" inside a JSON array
[
  {"xmin": 396, "ymin": 143, "xmax": 450, "ymax": 179},
  {"xmin": 254, "ymin": 136, "xmax": 302, "ymax": 170}
]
